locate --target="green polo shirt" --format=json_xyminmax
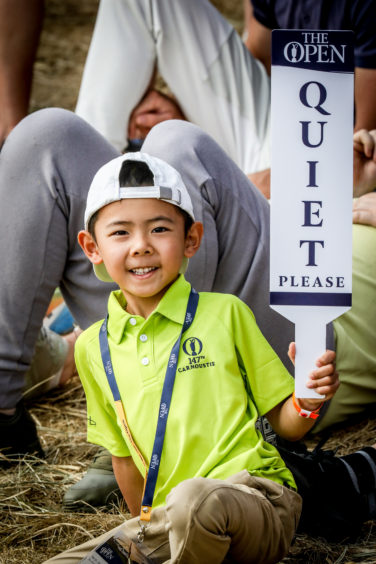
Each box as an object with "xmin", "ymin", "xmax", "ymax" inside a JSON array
[{"xmin": 75, "ymin": 275, "xmax": 296, "ymax": 507}]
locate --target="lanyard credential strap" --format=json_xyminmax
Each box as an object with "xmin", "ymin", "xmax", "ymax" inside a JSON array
[
  {"xmin": 99, "ymin": 287, "xmax": 199, "ymax": 524},
  {"xmin": 99, "ymin": 317, "xmax": 149, "ymax": 473},
  {"xmin": 140, "ymin": 288, "xmax": 199, "ymax": 521}
]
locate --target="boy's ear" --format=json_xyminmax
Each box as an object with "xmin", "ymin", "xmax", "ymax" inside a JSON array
[
  {"xmin": 77, "ymin": 230, "xmax": 104, "ymax": 265},
  {"xmin": 184, "ymin": 222, "xmax": 204, "ymax": 258}
]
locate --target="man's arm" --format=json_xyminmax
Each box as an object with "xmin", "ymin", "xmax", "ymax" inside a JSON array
[
  {"xmin": 266, "ymin": 345, "xmax": 338, "ymax": 441},
  {"xmin": 354, "ymin": 68, "xmax": 376, "ymax": 133},
  {"xmin": 243, "ymin": 0, "xmax": 271, "ymax": 74},
  {"xmin": 0, "ymin": 0, "xmax": 44, "ymax": 145},
  {"xmin": 112, "ymin": 455, "xmax": 144, "ymax": 517}
]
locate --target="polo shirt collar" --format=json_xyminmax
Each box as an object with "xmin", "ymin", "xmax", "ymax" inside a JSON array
[{"xmin": 107, "ymin": 275, "xmax": 192, "ymax": 344}]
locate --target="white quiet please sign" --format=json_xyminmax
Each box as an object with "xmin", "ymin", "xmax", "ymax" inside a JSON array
[{"xmin": 270, "ymin": 30, "xmax": 354, "ymax": 398}]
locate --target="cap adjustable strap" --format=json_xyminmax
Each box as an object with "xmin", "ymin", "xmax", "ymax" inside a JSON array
[{"xmin": 119, "ymin": 186, "xmax": 181, "ymax": 204}]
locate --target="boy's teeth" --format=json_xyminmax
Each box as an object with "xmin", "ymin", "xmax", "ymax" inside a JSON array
[{"xmin": 132, "ymin": 267, "xmax": 155, "ymax": 274}]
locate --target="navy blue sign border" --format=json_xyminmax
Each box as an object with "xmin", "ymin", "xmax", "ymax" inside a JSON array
[{"xmin": 270, "ymin": 292, "xmax": 352, "ymax": 307}]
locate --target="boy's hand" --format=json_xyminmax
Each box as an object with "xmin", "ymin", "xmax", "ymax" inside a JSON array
[
  {"xmin": 288, "ymin": 342, "xmax": 339, "ymax": 411},
  {"xmin": 267, "ymin": 344, "xmax": 339, "ymax": 440}
]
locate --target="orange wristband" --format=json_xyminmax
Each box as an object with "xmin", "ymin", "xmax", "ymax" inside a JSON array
[{"xmin": 292, "ymin": 392, "xmax": 323, "ymax": 420}]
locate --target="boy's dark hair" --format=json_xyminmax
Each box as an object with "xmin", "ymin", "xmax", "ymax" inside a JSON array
[
  {"xmin": 118, "ymin": 159, "xmax": 154, "ymax": 187},
  {"xmin": 88, "ymin": 160, "xmax": 193, "ymax": 239}
]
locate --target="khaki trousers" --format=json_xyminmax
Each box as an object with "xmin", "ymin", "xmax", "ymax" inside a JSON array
[{"xmin": 45, "ymin": 471, "xmax": 302, "ymax": 564}]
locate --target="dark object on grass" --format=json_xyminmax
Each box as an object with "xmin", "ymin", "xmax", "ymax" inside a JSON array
[{"xmin": 277, "ymin": 436, "xmax": 376, "ymax": 543}]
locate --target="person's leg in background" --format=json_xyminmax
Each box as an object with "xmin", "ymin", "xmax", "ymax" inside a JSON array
[
  {"xmin": 314, "ymin": 223, "xmax": 376, "ymax": 432},
  {"xmin": 0, "ymin": 108, "xmax": 118, "ymax": 457},
  {"xmin": 75, "ymin": 0, "xmax": 156, "ymax": 152},
  {"xmin": 76, "ymin": 0, "xmax": 270, "ymax": 174}
]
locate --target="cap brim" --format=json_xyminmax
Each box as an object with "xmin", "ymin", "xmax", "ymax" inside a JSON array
[
  {"xmin": 179, "ymin": 257, "xmax": 189, "ymax": 275},
  {"xmin": 93, "ymin": 262, "xmax": 114, "ymax": 283}
]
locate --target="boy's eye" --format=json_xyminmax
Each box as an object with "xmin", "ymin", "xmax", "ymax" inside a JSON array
[
  {"xmin": 152, "ymin": 226, "xmax": 169, "ymax": 233},
  {"xmin": 111, "ymin": 229, "xmax": 128, "ymax": 236}
]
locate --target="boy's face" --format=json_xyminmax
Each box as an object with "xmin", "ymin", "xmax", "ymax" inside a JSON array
[{"xmin": 79, "ymin": 198, "xmax": 203, "ymax": 317}]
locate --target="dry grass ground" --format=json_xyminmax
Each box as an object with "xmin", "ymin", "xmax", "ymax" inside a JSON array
[
  {"xmin": 2, "ymin": 0, "xmax": 375, "ymax": 562},
  {"xmin": 1, "ymin": 381, "xmax": 375, "ymax": 563}
]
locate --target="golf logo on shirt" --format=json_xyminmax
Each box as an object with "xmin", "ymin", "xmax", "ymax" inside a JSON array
[
  {"xmin": 179, "ymin": 337, "xmax": 215, "ymax": 373},
  {"xmin": 182, "ymin": 337, "xmax": 203, "ymax": 356}
]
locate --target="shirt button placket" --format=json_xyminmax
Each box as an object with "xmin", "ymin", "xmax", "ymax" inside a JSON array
[{"xmin": 139, "ymin": 332, "xmax": 151, "ymax": 370}]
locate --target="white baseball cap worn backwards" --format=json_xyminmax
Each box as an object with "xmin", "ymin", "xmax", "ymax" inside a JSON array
[{"xmin": 84, "ymin": 152, "xmax": 195, "ymax": 283}]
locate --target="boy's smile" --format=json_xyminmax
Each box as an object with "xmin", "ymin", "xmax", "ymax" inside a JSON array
[{"xmin": 80, "ymin": 198, "xmax": 203, "ymax": 318}]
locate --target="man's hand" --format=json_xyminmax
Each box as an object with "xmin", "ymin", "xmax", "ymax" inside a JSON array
[
  {"xmin": 128, "ymin": 89, "xmax": 186, "ymax": 140},
  {"xmin": 287, "ymin": 343, "xmax": 338, "ymax": 412},
  {"xmin": 353, "ymin": 192, "xmax": 376, "ymax": 227},
  {"xmin": 353, "ymin": 129, "xmax": 376, "ymax": 196},
  {"xmin": 247, "ymin": 169, "xmax": 271, "ymax": 199}
]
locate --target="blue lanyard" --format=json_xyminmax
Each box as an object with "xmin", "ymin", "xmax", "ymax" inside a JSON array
[{"xmin": 99, "ymin": 287, "xmax": 199, "ymax": 523}]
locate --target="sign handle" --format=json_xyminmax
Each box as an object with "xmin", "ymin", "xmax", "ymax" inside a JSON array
[{"xmin": 294, "ymin": 319, "xmax": 326, "ymax": 399}]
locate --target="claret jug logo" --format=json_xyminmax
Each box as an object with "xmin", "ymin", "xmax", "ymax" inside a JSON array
[
  {"xmin": 182, "ymin": 337, "xmax": 203, "ymax": 356},
  {"xmin": 284, "ymin": 33, "xmax": 346, "ymax": 64},
  {"xmin": 179, "ymin": 337, "xmax": 215, "ymax": 373}
]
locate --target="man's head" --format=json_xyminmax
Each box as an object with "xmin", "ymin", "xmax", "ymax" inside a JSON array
[{"xmin": 78, "ymin": 153, "xmax": 203, "ymax": 316}]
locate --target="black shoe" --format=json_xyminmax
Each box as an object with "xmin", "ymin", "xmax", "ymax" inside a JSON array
[
  {"xmin": 0, "ymin": 402, "xmax": 44, "ymax": 464},
  {"xmin": 276, "ymin": 437, "xmax": 372, "ymax": 542}
]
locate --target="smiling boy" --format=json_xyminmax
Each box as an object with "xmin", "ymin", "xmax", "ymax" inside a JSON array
[
  {"xmin": 49, "ymin": 152, "xmax": 338, "ymax": 563},
  {"xmin": 81, "ymin": 189, "xmax": 201, "ymax": 320}
]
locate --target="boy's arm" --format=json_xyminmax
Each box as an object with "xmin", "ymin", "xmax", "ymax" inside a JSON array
[
  {"xmin": 266, "ymin": 346, "xmax": 338, "ymax": 441},
  {"xmin": 112, "ymin": 455, "xmax": 144, "ymax": 517}
]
